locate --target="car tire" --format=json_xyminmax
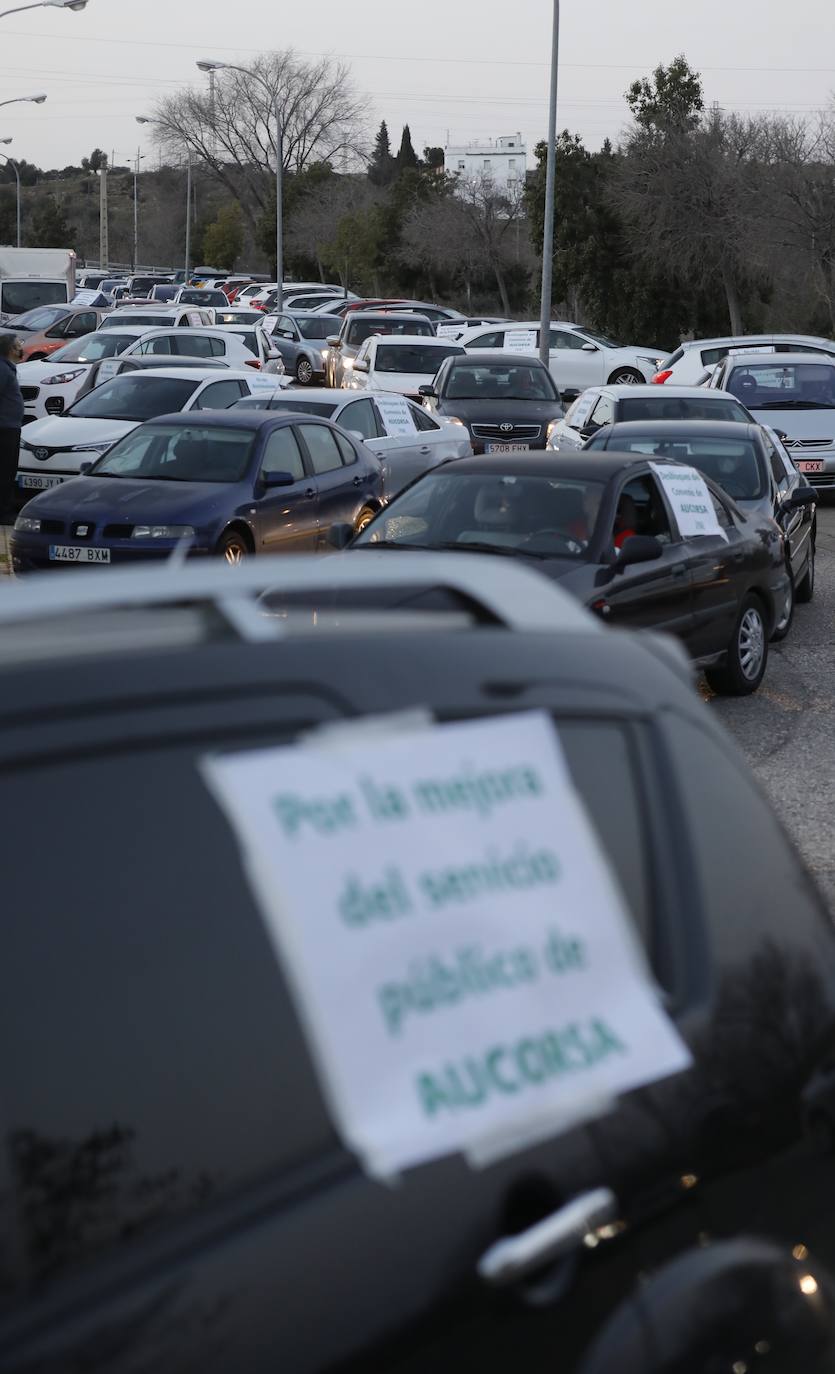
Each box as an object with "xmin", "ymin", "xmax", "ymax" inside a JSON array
[
  {"xmin": 216, "ymin": 528, "xmax": 250, "ymax": 566},
  {"xmin": 295, "ymin": 356, "xmax": 314, "ymax": 385},
  {"xmin": 705, "ymin": 594, "xmax": 768, "ymax": 696},
  {"xmin": 797, "ymin": 535, "xmax": 816, "ymax": 603},
  {"xmin": 606, "ymin": 367, "xmax": 644, "ymax": 385},
  {"xmin": 354, "ymin": 506, "xmax": 376, "ymax": 533},
  {"xmin": 770, "ymin": 565, "xmax": 795, "ymax": 642}
]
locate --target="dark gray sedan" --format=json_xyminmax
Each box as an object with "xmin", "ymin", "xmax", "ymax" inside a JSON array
[
  {"xmin": 419, "ymin": 350, "xmax": 564, "ymax": 452},
  {"xmin": 585, "ymin": 419, "xmax": 817, "ymax": 639}
]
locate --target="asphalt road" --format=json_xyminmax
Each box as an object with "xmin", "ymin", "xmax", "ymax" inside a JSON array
[{"xmin": 710, "ymin": 500, "xmax": 835, "ymax": 909}]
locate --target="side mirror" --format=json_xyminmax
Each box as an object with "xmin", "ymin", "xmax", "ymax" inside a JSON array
[
  {"xmin": 581, "ymin": 342, "xmax": 598, "ymax": 352},
  {"xmin": 561, "ymin": 388, "xmax": 580, "ymax": 404},
  {"xmin": 79, "ymin": 461, "xmax": 92, "ymax": 474},
  {"xmin": 327, "ymin": 336, "xmax": 341, "ymax": 349},
  {"xmin": 261, "ymin": 469, "xmax": 297, "ymax": 488},
  {"xmin": 353, "ymin": 358, "xmax": 369, "ymax": 372},
  {"xmin": 328, "ymin": 522, "xmax": 354, "ymax": 549},
  {"xmin": 789, "ymin": 486, "xmax": 818, "ymax": 507},
  {"xmin": 418, "ymin": 384, "xmax": 436, "ymax": 397},
  {"xmin": 615, "ymin": 534, "xmax": 663, "ymax": 568}
]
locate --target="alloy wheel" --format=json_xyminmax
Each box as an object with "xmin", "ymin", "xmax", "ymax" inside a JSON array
[{"xmin": 739, "ymin": 606, "xmax": 765, "ymax": 680}]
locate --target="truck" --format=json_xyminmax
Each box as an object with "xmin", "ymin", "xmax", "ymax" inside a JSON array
[{"xmin": 0, "ymin": 247, "xmax": 77, "ymax": 320}]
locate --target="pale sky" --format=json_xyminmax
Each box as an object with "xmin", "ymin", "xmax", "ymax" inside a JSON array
[{"xmin": 0, "ymin": 0, "xmax": 833, "ymax": 171}]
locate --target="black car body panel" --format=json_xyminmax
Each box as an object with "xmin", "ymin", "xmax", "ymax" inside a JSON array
[{"xmin": 0, "ymin": 588, "xmax": 835, "ymax": 1371}]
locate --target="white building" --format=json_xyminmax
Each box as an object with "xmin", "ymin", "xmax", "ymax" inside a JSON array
[{"xmin": 444, "ymin": 134, "xmax": 528, "ymax": 194}]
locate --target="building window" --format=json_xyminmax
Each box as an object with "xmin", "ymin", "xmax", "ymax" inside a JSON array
[
  {"xmin": 509, "ymin": 159, "xmax": 517, "ymax": 169},
  {"xmin": 483, "ymin": 159, "xmax": 492, "ymax": 170},
  {"xmin": 458, "ymin": 160, "xmax": 466, "ymax": 171}
]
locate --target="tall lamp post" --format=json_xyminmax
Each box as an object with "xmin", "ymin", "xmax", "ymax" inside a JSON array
[
  {"xmin": 0, "ymin": 0, "xmax": 88, "ymax": 18},
  {"xmin": 0, "ymin": 93, "xmax": 47, "ymax": 112},
  {"xmin": 123, "ymin": 148, "xmax": 145, "ymax": 271},
  {"xmin": 196, "ymin": 59, "xmax": 283, "ymax": 310},
  {"xmin": 538, "ymin": 0, "xmax": 559, "ymax": 368},
  {"xmin": 0, "ymin": 139, "xmax": 21, "ymax": 246},
  {"xmin": 136, "ymin": 116, "xmax": 192, "ymax": 281}
]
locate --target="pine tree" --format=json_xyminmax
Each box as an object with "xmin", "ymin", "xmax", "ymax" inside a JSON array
[
  {"xmin": 368, "ymin": 121, "xmax": 396, "ymax": 186},
  {"xmin": 396, "ymin": 125, "xmax": 419, "ymax": 172}
]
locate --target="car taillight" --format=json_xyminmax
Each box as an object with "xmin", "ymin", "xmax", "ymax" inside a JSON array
[
  {"xmin": 653, "ymin": 369, "xmax": 673, "ymax": 384},
  {"xmin": 245, "ymin": 358, "xmax": 261, "ymax": 369}
]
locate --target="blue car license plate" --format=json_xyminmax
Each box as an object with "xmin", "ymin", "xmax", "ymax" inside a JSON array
[{"xmin": 49, "ymin": 545, "xmax": 111, "ymax": 564}]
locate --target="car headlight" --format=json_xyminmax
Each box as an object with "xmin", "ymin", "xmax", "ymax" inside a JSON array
[
  {"xmin": 342, "ymin": 357, "xmax": 354, "ymax": 371},
  {"xmin": 320, "ymin": 346, "xmax": 330, "ymax": 359},
  {"xmin": 131, "ymin": 524, "xmax": 196, "ymax": 540},
  {"xmin": 15, "ymin": 516, "xmax": 41, "ymax": 532},
  {"xmin": 68, "ymin": 441, "xmax": 114, "ymax": 454},
  {"xmin": 442, "ymin": 415, "xmax": 467, "ymax": 426},
  {"xmin": 41, "ymin": 368, "xmax": 86, "ymax": 386},
  {"xmin": 545, "ymin": 419, "xmax": 560, "ymax": 441}
]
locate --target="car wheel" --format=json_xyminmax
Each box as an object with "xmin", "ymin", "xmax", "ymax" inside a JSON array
[
  {"xmin": 295, "ymin": 356, "xmax": 314, "ymax": 385},
  {"xmin": 770, "ymin": 565, "xmax": 795, "ymax": 641},
  {"xmin": 354, "ymin": 507, "xmax": 376, "ymax": 533},
  {"xmin": 606, "ymin": 367, "xmax": 644, "ymax": 385},
  {"xmin": 216, "ymin": 528, "xmax": 250, "ymax": 565},
  {"xmin": 797, "ymin": 535, "xmax": 816, "ymax": 603},
  {"xmin": 705, "ymin": 594, "xmax": 768, "ymax": 696}
]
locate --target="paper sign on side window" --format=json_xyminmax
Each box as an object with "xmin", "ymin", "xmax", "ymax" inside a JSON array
[
  {"xmin": 202, "ymin": 711, "xmax": 691, "ymax": 1179},
  {"xmin": 651, "ymin": 463, "xmax": 727, "ymax": 540},
  {"xmin": 504, "ymin": 329, "xmax": 538, "ymax": 354},
  {"xmin": 375, "ymin": 393, "xmax": 417, "ymax": 436},
  {"xmin": 436, "ymin": 323, "xmax": 464, "ymax": 340},
  {"xmin": 568, "ymin": 391, "xmax": 596, "ymax": 430},
  {"xmin": 95, "ymin": 359, "xmax": 121, "ymax": 382}
]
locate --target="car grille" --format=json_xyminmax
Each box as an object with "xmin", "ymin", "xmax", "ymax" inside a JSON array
[
  {"xmin": 783, "ymin": 437, "xmax": 833, "ymax": 449},
  {"xmin": 103, "ymin": 524, "xmax": 134, "ymax": 539},
  {"xmin": 39, "ymin": 519, "xmax": 64, "ymax": 535},
  {"xmin": 471, "ymin": 423, "xmax": 542, "ymax": 440},
  {"xmin": 803, "ymin": 473, "xmax": 834, "ymax": 487},
  {"xmin": 20, "ymin": 386, "xmax": 39, "ymax": 401}
]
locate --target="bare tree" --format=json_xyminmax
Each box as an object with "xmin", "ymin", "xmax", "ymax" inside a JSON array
[
  {"xmin": 285, "ymin": 176, "xmax": 384, "ymax": 287},
  {"xmin": 151, "ymin": 51, "xmax": 367, "ymax": 235}
]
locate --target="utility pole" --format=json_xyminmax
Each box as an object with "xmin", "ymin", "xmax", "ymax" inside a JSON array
[
  {"xmin": 99, "ymin": 160, "xmax": 108, "ymax": 270},
  {"xmin": 131, "ymin": 146, "xmax": 145, "ymax": 271},
  {"xmin": 538, "ymin": 0, "xmax": 559, "ymax": 368}
]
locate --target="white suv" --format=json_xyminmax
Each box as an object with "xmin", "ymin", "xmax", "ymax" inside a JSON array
[
  {"xmin": 655, "ymin": 335, "xmax": 835, "ymax": 385},
  {"xmin": 459, "ymin": 320, "xmax": 664, "ymax": 395}
]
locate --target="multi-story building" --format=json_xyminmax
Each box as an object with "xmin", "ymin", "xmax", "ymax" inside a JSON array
[{"xmin": 444, "ymin": 133, "xmax": 528, "ymax": 194}]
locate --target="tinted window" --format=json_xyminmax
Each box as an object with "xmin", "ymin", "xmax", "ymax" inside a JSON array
[
  {"xmin": 100, "ymin": 313, "xmax": 175, "ymax": 330},
  {"xmin": 247, "ymin": 399, "xmax": 337, "ymax": 419},
  {"xmin": 374, "ymin": 344, "xmax": 462, "ymax": 374},
  {"xmin": 617, "ymin": 396, "xmax": 749, "ymax": 423},
  {"xmin": 347, "ymin": 318, "xmax": 433, "ymax": 345},
  {"xmin": 296, "ymin": 315, "xmax": 342, "ymax": 340},
  {"xmin": 2, "ymin": 283, "xmax": 67, "ymax": 316},
  {"xmin": 66, "ymin": 312, "xmax": 97, "ymax": 335},
  {"xmin": 260, "ymin": 426, "xmax": 305, "ymax": 480},
  {"xmin": 193, "ymin": 381, "xmax": 245, "ymax": 410},
  {"xmin": 340, "ymin": 399, "xmax": 379, "ymax": 440},
  {"xmin": 444, "ymin": 362, "xmax": 558, "ymax": 401},
  {"xmin": 176, "ymin": 335, "xmax": 215, "ymax": 359},
  {"xmin": 700, "ymin": 346, "xmax": 733, "ymax": 367},
  {"xmin": 466, "ymin": 330, "xmax": 505, "ymax": 349},
  {"xmin": 10, "ymin": 305, "xmax": 67, "ymax": 331},
  {"xmin": 334, "ymin": 432, "xmax": 358, "ymax": 466},
  {"xmin": 298, "ymin": 424, "xmax": 344, "ymax": 475},
  {"xmin": 92, "ymin": 422, "xmax": 255, "ymax": 482},
  {"xmin": 411, "ymin": 404, "xmax": 440, "ymax": 432},
  {"xmin": 71, "ymin": 377, "xmax": 199, "ymax": 421}
]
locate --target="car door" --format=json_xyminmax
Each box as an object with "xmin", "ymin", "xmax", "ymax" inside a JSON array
[
  {"xmin": 596, "ymin": 471, "xmax": 696, "ymax": 644},
  {"xmin": 556, "ymin": 390, "xmax": 603, "ymax": 450},
  {"xmin": 678, "ymin": 488, "xmax": 746, "ymax": 658},
  {"xmin": 549, "ymin": 327, "xmax": 605, "ymax": 390},
  {"xmin": 252, "ymin": 425, "xmax": 319, "ymax": 552},
  {"xmin": 294, "ymin": 421, "xmax": 368, "ymax": 545},
  {"xmin": 189, "ymin": 379, "xmax": 249, "ymax": 411},
  {"xmin": 763, "ymin": 428, "xmax": 811, "ymax": 584}
]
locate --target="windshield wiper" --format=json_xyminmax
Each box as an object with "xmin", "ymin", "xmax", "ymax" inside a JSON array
[
  {"xmin": 432, "ymin": 539, "xmax": 551, "ymax": 560},
  {"xmin": 756, "ymin": 399, "xmax": 835, "ymax": 409},
  {"xmin": 357, "ymin": 539, "xmax": 431, "ymax": 550}
]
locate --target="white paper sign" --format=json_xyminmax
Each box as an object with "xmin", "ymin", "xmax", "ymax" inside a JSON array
[
  {"xmin": 567, "ymin": 390, "xmax": 597, "ymax": 430},
  {"xmin": 374, "ymin": 392, "xmax": 417, "ymax": 436},
  {"xmin": 436, "ymin": 323, "xmax": 465, "ymax": 340},
  {"xmin": 72, "ymin": 289, "xmax": 100, "ymax": 306},
  {"xmin": 202, "ymin": 711, "xmax": 691, "ymax": 1179},
  {"xmin": 261, "ymin": 314, "xmax": 278, "ymax": 335},
  {"xmin": 95, "ymin": 358, "xmax": 122, "ymax": 382},
  {"xmin": 728, "ymin": 345, "xmax": 774, "ymax": 356},
  {"xmin": 503, "ymin": 329, "xmax": 538, "ymax": 354},
  {"xmin": 651, "ymin": 462, "xmax": 728, "ymax": 540}
]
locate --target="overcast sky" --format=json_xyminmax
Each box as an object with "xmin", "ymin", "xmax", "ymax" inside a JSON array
[{"xmin": 0, "ymin": 0, "xmax": 833, "ymax": 171}]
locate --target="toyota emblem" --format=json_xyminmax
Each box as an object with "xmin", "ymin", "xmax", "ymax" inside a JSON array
[
  {"xmin": 500, "ymin": 422, "xmax": 514, "ymax": 433},
  {"xmin": 34, "ymin": 447, "xmax": 50, "ymax": 462}
]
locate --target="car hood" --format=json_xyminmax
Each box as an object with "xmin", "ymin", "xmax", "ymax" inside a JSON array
[
  {"xmin": 19, "ymin": 416, "xmax": 138, "ymax": 448},
  {"xmin": 437, "ymin": 397, "xmax": 563, "ymax": 426},
  {"xmin": 23, "ymin": 476, "xmax": 241, "ymax": 523},
  {"xmin": 18, "ymin": 359, "xmax": 92, "ymax": 384}
]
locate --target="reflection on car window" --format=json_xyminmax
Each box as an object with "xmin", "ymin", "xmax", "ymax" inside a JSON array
[
  {"xmin": 603, "ymin": 436, "xmax": 765, "ymax": 502},
  {"xmin": 443, "ymin": 361, "xmax": 558, "ymax": 401},
  {"xmin": 71, "ymin": 377, "xmax": 198, "ymax": 421},
  {"xmin": 91, "ymin": 423, "xmax": 255, "ymax": 482},
  {"xmin": 727, "ymin": 362, "xmax": 835, "ymax": 408}
]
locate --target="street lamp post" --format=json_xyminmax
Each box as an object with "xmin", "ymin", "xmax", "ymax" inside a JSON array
[
  {"xmin": 0, "ymin": 140, "xmax": 21, "ymax": 246},
  {"xmin": 538, "ymin": 0, "xmax": 560, "ymax": 369},
  {"xmin": 196, "ymin": 59, "xmax": 283, "ymax": 310},
  {"xmin": 136, "ymin": 115, "xmax": 192, "ymax": 281},
  {"xmin": 0, "ymin": 1, "xmax": 88, "ymax": 19},
  {"xmin": 124, "ymin": 148, "xmax": 145, "ymax": 271},
  {"xmin": 0, "ymin": 94, "xmax": 47, "ymax": 111}
]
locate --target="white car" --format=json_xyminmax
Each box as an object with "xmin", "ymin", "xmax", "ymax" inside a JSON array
[
  {"xmin": 114, "ymin": 326, "xmax": 285, "ymax": 375},
  {"xmin": 655, "ymin": 334, "xmax": 835, "ymax": 386},
  {"xmin": 342, "ymin": 335, "xmax": 466, "ymax": 400},
  {"xmin": 16, "ymin": 368, "xmax": 285, "ymax": 496},
  {"xmin": 210, "ymin": 307, "xmax": 264, "ymax": 327},
  {"xmin": 98, "ymin": 305, "xmax": 213, "ymax": 331},
  {"xmin": 459, "ymin": 320, "xmax": 664, "ymax": 394},
  {"xmin": 18, "ymin": 327, "xmax": 151, "ymax": 421},
  {"xmin": 213, "ymin": 324, "xmax": 286, "ymax": 374},
  {"xmin": 232, "ymin": 386, "xmax": 472, "ymax": 499},
  {"xmin": 547, "ymin": 383, "xmax": 755, "ymax": 451}
]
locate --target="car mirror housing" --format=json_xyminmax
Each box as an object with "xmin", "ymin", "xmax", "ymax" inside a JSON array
[
  {"xmin": 327, "ymin": 522, "xmax": 355, "ymax": 549},
  {"xmin": 327, "ymin": 337, "xmax": 341, "ymax": 349},
  {"xmin": 615, "ymin": 535, "xmax": 664, "ymax": 568},
  {"xmin": 790, "ymin": 486, "xmax": 818, "ymax": 506},
  {"xmin": 261, "ymin": 470, "xmax": 297, "ymax": 488},
  {"xmin": 581, "ymin": 342, "xmax": 598, "ymax": 352},
  {"xmin": 353, "ymin": 358, "xmax": 369, "ymax": 372},
  {"xmin": 418, "ymin": 384, "xmax": 436, "ymax": 397}
]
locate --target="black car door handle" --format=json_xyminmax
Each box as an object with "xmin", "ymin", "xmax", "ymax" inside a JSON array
[
  {"xmin": 419, "ymin": 445, "xmax": 432, "ymax": 455},
  {"xmin": 304, "ymin": 488, "xmax": 315, "ymax": 499},
  {"xmin": 478, "ymin": 1187, "xmax": 618, "ymax": 1286},
  {"xmin": 672, "ymin": 563, "xmax": 687, "ymax": 579},
  {"xmin": 353, "ymin": 475, "xmax": 363, "ymax": 486}
]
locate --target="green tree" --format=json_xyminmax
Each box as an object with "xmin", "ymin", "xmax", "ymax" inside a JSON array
[
  {"xmin": 395, "ymin": 125, "xmax": 419, "ymax": 173},
  {"xmin": 367, "ymin": 120, "xmax": 396, "ymax": 186},
  {"xmin": 202, "ymin": 202, "xmax": 243, "ymax": 270},
  {"xmin": 422, "ymin": 146, "xmax": 445, "ymax": 169},
  {"xmin": 81, "ymin": 148, "xmax": 107, "ymax": 174},
  {"xmin": 626, "ymin": 54, "xmax": 704, "ymax": 133},
  {"xmin": 29, "ymin": 193, "xmax": 76, "ymax": 248}
]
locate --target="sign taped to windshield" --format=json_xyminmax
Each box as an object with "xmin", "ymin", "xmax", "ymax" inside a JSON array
[
  {"xmin": 651, "ymin": 462, "xmax": 728, "ymax": 540},
  {"xmin": 202, "ymin": 711, "xmax": 690, "ymax": 1178},
  {"xmin": 375, "ymin": 393, "xmax": 416, "ymax": 436}
]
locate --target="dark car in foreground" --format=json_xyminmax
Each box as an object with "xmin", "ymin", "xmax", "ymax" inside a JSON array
[
  {"xmin": 11, "ymin": 411, "xmax": 383, "ymax": 569},
  {"xmin": 419, "ymin": 350, "xmax": 564, "ymax": 452},
  {"xmin": 348, "ymin": 451, "xmax": 790, "ymax": 694},
  {"xmin": 1, "ymin": 556, "xmax": 835, "ymax": 1373},
  {"xmin": 585, "ymin": 419, "xmax": 817, "ymax": 639}
]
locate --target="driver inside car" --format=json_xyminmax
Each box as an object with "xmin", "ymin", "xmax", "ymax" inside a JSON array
[{"xmin": 613, "ymin": 493, "xmax": 639, "ymax": 551}]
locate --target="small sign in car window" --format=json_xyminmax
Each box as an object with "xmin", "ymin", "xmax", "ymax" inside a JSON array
[
  {"xmin": 503, "ymin": 329, "xmax": 538, "ymax": 354},
  {"xmin": 95, "ymin": 358, "xmax": 122, "ymax": 383},
  {"xmin": 567, "ymin": 391, "xmax": 597, "ymax": 430},
  {"xmin": 202, "ymin": 711, "xmax": 690, "ymax": 1179},
  {"xmin": 651, "ymin": 463, "xmax": 728, "ymax": 540},
  {"xmin": 374, "ymin": 393, "xmax": 417, "ymax": 436}
]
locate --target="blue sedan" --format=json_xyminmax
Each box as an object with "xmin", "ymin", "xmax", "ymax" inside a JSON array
[{"xmin": 11, "ymin": 410, "xmax": 384, "ymax": 570}]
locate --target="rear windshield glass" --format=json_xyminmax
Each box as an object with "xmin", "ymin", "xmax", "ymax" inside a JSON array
[
  {"xmin": 726, "ymin": 361, "xmax": 835, "ymax": 409},
  {"xmin": 374, "ymin": 344, "xmax": 462, "ymax": 374},
  {"xmin": 346, "ymin": 317, "xmax": 433, "ymax": 345},
  {"xmin": 100, "ymin": 313, "xmax": 175, "ymax": 330},
  {"xmin": 70, "ymin": 376, "xmax": 198, "ymax": 421},
  {"xmin": 598, "ymin": 435, "xmax": 766, "ymax": 500},
  {"xmin": 618, "ymin": 396, "xmax": 749, "ymax": 423}
]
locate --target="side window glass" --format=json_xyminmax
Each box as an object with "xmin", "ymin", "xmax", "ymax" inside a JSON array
[
  {"xmin": 261, "ymin": 427, "xmax": 305, "ymax": 480},
  {"xmin": 340, "ymin": 399, "xmax": 378, "ymax": 441},
  {"xmin": 588, "ymin": 395, "xmax": 614, "ymax": 430},
  {"xmin": 550, "ymin": 329, "xmax": 587, "ymax": 351},
  {"xmin": 150, "ymin": 336, "xmax": 173, "ymax": 355},
  {"xmin": 334, "ymin": 432, "xmax": 358, "ymax": 466},
  {"xmin": 194, "ymin": 381, "xmax": 244, "ymax": 410},
  {"xmin": 411, "ymin": 404, "xmax": 439, "ymax": 432},
  {"xmin": 764, "ymin": 436, "xmax": 790, "ymax": 489},
  {"xmin": 709, "ymin": 491, "xmax": 733, "ymax": 530},
  {"xmin": 209, "ymin": 338, "xmax": 226, "ymax": 357},
  {"xmin": 468, "ymin": 330, "xmax": 504, "ymax": 349},
  {"xmin": 298, "ymin": 424, "xmax": 344, "ymax": 474},
  {"xmin": 612, "ymin": 474, "xmax": 673, "ymax": 550}
]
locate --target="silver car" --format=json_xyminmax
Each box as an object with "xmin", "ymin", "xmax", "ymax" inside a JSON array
[
  {"xmin": 547, "ymin": 384, "xmax": 753, "ymax": 450},
  {"xmin": 324, "ymin": 312, "xmax": 434, "ymax": 389},
  {"xmin": 710, "ymin": 351, "xmax": 835, "ymax": 490}
]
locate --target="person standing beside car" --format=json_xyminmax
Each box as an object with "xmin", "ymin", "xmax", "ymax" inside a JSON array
[{"xmin": 0, "ymin": 334, "xmax": 23, "ymax": 523}]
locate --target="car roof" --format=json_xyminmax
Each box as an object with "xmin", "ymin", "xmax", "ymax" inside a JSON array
[
  {"xmin": 368, "ymin": 334, "xmax": 462, "ymax": 347},
  {"xmin": 596, "ymin": 384, "xmax": 746, "ymax": 400},
  {"xmin": 681, "ymin": 334, "xmax": 834, "ymax": 351},
  {"xmin": 105, "ymin": 366, "xmax": 261, "ymax": 382},
  {"xmin": 724, "ymin": 351, "xmax": 835, "ymax": 366},
  {"xmin": 348, "ymin": 311, "xmax": 431, "ymax": 322},
  {"xmin": 417, "ymin": 452, "xmax": 653, "ymax": 480},
  {"xmin": 604, "ymin": 419, "xmax": 763, "ymax": 439},
  {"xmin": 136, "ymin": 327, "xmax": 245, "ymax": 339},
  {"xmin": 446, "ymin": 350, "xmax": 551, "ymax": 366},
  {"xmin": 144, "ymin": 409, "xmax": 280, "ymax": 430}
]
